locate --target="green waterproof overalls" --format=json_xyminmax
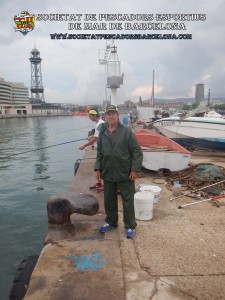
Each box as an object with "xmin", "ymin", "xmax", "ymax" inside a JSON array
[{"xmin": 95, "ymin": 122, "xmax": 143, "ymax": 229}]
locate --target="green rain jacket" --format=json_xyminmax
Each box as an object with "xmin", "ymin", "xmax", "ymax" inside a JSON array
[{"xmin": 94, "ymin": 122, "xmax": 143, "ymax": 182}]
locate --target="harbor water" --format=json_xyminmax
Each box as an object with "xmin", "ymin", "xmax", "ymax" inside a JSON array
[{"xmin": 0, "ymin": 116, "xmax": 92, "ymax": 299}]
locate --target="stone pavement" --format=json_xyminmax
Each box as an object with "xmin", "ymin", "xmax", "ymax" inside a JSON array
[{"xmin": 25, "ymin": 148, "xmax": 225, "ymax": 300}]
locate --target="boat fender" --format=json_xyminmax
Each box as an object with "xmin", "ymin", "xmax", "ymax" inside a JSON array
[{"xmin": 9, "ymin": 255, "xmax": 39, "ymax": 300}]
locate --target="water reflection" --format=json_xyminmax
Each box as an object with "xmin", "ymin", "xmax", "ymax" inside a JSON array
[
  {"xmin": 0, "ymin": 118, "xmax": 33, "ymax": 144},
  {"xmin": 32, "ymin": 118, "xmax": 50, "ymax": 188},
  {"xmin": 0, "ymin": 118, "xmax": 33, "ymax": 167}
]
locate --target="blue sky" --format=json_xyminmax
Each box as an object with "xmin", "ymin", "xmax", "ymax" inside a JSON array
[{"xmin": 1, "ymin": 0, "xmax": 225, "ymax": 105}]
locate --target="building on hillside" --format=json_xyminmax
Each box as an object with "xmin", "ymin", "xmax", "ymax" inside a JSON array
[
  {"xmin": 124, "ymin": 100, "xmax": 136, "ymax": 108},
  {"xmin": 0, "ymin": 77, "xmax": 32, "ymax": 116},
  {"xmin": 166, "ymin": 101, "xmax": 184, "ymax": 109}
]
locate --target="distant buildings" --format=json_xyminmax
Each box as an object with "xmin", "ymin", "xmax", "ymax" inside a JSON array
[
  {"xmin": 124, "ymin": 100, "xmax": 136, "ymax": 108},
  {"xmin": 0, "ymin": 46, "xmax": 65, "ymax": 118},
  {"xmin": 0, "ymin": 77, "xmax": 31, "ymax": 116},
  {"xmin": 195, "ymin": 83, "xmax": 204, "ymax": 105},
  {"xmin": 0, "ymin": 77, "xmax": 65, "ymax": 117}
]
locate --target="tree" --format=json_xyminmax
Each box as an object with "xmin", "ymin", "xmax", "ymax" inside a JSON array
[
  {"xmin": 214, "ymin": 104, "xmax": 225, "ymax": 110},
  {"xmin": 182, "ymin": 104, "xmax": 192, "ymax": 111},
  {"xmin": 191, "ymin": 103, "xmax": 198, "ymax": 109}
]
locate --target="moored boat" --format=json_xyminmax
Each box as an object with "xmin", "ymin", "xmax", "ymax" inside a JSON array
[
  {"xmin": 152, "ymin": 116, "xmax": 225, "ymax": 150},
  {"xmin": 134, "ymin": 129, "xmax": 191, "ymax": 172}
]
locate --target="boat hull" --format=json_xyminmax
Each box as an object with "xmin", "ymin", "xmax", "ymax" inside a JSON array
[
  {"xmin": 173, "ymin": 137, "xmax": 225, "ymax": 151},
  {"xmin": 153, "ymin": 117, "xmax": 225, "ymax": 150},
  {"xmin": 135, "ymin": 129, "xmax": 191, "ymax": 172},
  {"xmin": 142, "ymin": 151, "xmax": 190, "ymax": 172}
]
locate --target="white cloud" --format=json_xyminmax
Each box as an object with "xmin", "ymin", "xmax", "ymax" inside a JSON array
[
  {"xmin": 130, "ymin": 85, "xmax": 163, "ymax": 99},
  {"xmin": 1, "ymin": 0, "xmax": 225, "ymax": 104}
]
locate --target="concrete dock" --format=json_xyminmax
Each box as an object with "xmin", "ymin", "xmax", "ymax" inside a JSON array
[{"xmin": 25, "ymin": 148, "xmax": 225, "ymax": 300}]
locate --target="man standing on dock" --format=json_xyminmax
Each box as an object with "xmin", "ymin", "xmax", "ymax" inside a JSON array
[
  {"xmin": 79, "ymin": 109, "xmax": 104, "ymax": 150},
  {"xmin": 79, "ymin": 109, "xmax": 105, "ymax": 190},
  {"xmin": 95, "ymin": 105, "xmax": 143, "ymax": 239}
]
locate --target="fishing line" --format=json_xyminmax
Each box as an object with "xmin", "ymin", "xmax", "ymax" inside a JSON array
[
  {"xmin": 0, "ymin": 138, "xmax": 87, "ymax": 159},
  {"xmin": 57, "ymin": 125, "xmax": 94, "ymax": 134}
]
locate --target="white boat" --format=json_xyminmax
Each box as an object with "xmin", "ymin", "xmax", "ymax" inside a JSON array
[
  {"xmin": 135, "ymin": 129, "xmax": 191, "ymax": 172},
  {"xmin": 152, "ymin": 115, "xmax": 225, "ymax": 150}
]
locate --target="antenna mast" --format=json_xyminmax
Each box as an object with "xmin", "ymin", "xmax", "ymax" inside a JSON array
[{"xmin": 151, "ymin": 70, "xmax": 155, "ymax": 106}]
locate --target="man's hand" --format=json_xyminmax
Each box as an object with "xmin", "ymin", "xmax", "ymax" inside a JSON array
[
  {"xmin": 95, "ymin": 170, "xmax": 102, "ymax": 181},
  {"xmin": 79, "ymin": 145, "xmax": 85, "ymax": 150},
  {"xmin": 129, "ymin": 170, "xmax": 139, "ymax": 181}
]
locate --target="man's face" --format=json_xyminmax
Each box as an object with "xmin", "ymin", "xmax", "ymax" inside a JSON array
[
  {"xmin": 105, "ymin": 111, "xmax": 119, "ymax": 125},
  {"xmin": 89, "ymin": 114, "xmax": 96, "ymax": 121}
]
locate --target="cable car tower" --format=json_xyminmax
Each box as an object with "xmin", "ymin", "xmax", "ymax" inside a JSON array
[
  {"xmin": 99, "ymin": 40, "xmax": 124, "ymax": 106},
  {"xmin": 29, "ymin": 46, "xmax": 45, "ymax": 103}
]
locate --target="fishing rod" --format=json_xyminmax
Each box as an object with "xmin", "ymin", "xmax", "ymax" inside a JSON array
[
  {"xmin": 178, "ymin": 194, "xmax": 225, "ymax": 209},
  {"xmin": 0, "ymin": 138, "xmax": 87, "ymax": 159}
]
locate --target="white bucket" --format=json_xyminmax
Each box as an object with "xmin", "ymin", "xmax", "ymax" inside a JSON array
[
  {"xmin": 139, "ymin": 185, "xmax": 161, "ymax": 203},
  {"xmin": 134, "ymin": 191, "xmax": 154, "ymax": 221}
]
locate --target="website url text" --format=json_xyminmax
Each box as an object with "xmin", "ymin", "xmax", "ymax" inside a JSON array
[{"xmin": 49, "ymin": 33, "xmax": 192, "ymax": 40}]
